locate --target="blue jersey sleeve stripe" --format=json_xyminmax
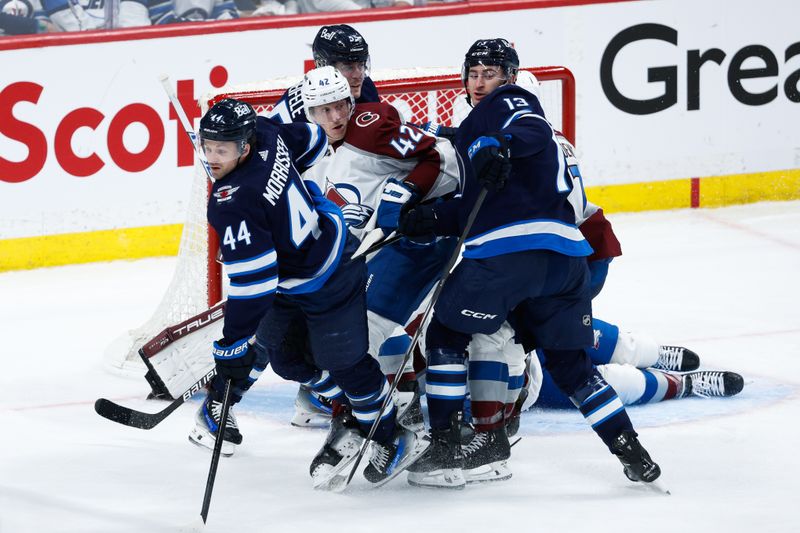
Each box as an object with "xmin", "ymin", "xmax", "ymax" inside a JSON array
[
  {"xmin": 464, "ymin": 233, "xmax": 593, "ymax": 259},
  {"xmin": 297, "ymin": 124, "xmax": 328, "ymax": 168},
  {"xmin": 224, "ymin": 249, "xmax": 277, "ymax": 277},
  {"xmin": 466, "ymin": 218, "xmax": 583, "ymax": 245},
  {"xmin": 502, "ymin": 110, "xmax": 544, "ymax": 130},
  {"xmin": 228, "ymin": 276, "xmax": 278, "ymax": 298},
  {"xmin": 278, "ymin": 211, "xmax": 346, "ymax": 295}
]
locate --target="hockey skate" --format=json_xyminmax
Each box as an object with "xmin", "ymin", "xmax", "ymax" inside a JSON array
[
  {"xmin": 652, "ymin": 345, "xmax": 700, "ymax": 372},
  {"xmin": 310, "ymin": 408, "xmax": 364, "ymax": 491},
  {"xmin": 407, "ymin": 424, "xmax": 466, "ymax": 490},
  {"xmin": 505, "ymin": 386, "xmax": 529, "ymax": 438},
  {"xmin": 363, "ymin": 425, "xmax": 430, "ymax": 487},
  {"xmin": 462, "ymin": 427, "xmax": 512, "ymax": 484},
  {"xmin": 291, "ymin": 385, "xmax": 334, "ymax": 428},
  {"xmin": 188, "ymin": 394, "xmax": 243, "ymax": 457},
  {"xmin": 396, "ymin": 380, "xmax": 425, "ymax": 434},
  {"xmin": 610, "ymin": 430, "xmax": 661, "ymax": 483},
  {"xmin": 681, "ymin": 370, "xmax": 744, "ymax": 398}
]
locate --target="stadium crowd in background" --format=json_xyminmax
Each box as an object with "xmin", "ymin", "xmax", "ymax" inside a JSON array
[{"xmin": 0, "ymin": 0, "xmax": 468, "ymax": 36}]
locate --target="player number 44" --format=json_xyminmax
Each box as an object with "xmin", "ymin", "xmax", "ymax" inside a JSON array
[{"xmin": 223, "ymin": 220, "xmax": 252, "ymax": 250}]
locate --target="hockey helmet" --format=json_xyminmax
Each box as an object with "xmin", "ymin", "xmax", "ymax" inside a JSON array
[
  {"xmin": 461, "ymin": 38, "xmax": 520, "ymax": 85},
  {"xmin": 301, "ymin": 66, "xmax": 355, "ymax": 125},
  {"xmin": 199, "ymin": 98, "xmax": 257, "ymax": 161},
  {"xmin": 312, "ymin": 24, "xmax": 370, "ymax": 69}
]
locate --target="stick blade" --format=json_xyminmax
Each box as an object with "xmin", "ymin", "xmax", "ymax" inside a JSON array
[{"xmin": 94, "ymin": 398, "xmax": 159, "ymax": 430}]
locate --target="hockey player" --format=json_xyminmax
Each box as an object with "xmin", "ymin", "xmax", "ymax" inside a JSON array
[
  {"xmin": 189, "ymin": 98, "xmax": 426, "ymax": 487},
  {"xmin": 301, "ymin": 66, "xmax": 460, "ymax": 369},
  {"xmin": 269, "ymin": 24, "xmax": 379, "ymax": 125},
  {"xmin": 297, "ymin": 66, "xmax": 462, "ymax": 437},
  {"xmin": 398, "ymin": 38, "xmax": 662, "ymax": 489}
]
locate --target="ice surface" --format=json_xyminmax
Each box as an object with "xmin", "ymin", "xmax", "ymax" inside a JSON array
[{"xmin": 1, "ymin": 202, "xmax": 798, "ymax": 533}]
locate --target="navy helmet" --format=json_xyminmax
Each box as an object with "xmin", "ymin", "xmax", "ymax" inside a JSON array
[
  {"xmin": 462, "ymin": 38, "xmax": 520, "ymax": 84},
  {"xmin": 312, "ymin": 24, "xmax": 370, "ymax": 67},
  {"xmin": 199, "ymin": 98, "xmax": 257, "ymax": 153}
]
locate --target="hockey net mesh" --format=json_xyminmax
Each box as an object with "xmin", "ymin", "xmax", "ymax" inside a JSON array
[{"xmin": 104, "ymin": 66, "xmax": 574, "ymax": 376}]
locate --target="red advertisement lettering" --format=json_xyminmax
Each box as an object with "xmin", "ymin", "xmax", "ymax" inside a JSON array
[{"xmin": 0, "ymin": 82, "xmax": 47, "ymax": 183}]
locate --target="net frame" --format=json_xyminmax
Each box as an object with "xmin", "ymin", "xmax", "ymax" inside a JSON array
[{"xmin": 103, "ymin": 66, "xmax": 575, "ymax": 376}]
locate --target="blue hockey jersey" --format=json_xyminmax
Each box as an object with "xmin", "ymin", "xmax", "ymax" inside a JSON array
[
  {"xmin": 207, "ymin": 116, "xmax": 340, "ymax": 342},
  {"xmin": 267, "ymin": 76, "xmax": 380, "ymax": 124},
  {"xmin": 434, "ymin": 84, "xmax": 592, "ymax": 260}
]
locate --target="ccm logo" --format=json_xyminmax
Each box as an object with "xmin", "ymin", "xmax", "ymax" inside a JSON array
[{"xmin": 461, "ymin": 309, "xmax": 497, "ymax": 320}]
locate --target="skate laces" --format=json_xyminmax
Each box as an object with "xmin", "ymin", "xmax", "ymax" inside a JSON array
[
  {"xmin": 654, "ymin": 346, "xmax": 683, "ymax": 371},
  {"xmin": 369, "ymin": 441, "xmax": 394, "ymax": 471},
  {"xmin": 462, "ymin": 431, "xmax": 490, "ymax": 457},
  {"xmin": 208, "ymin": 399, "xmax": 238, "ymax": 429},
  {"xmin": 689, "ymin": 372, "xmax": 726, "ymax": 397}
]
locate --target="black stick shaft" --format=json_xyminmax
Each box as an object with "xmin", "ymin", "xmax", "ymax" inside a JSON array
[
  {"xmin": 343, "ymin": 187, "xmax": 489, "ymax": 487},
  {"xmin": 200, "ymin": 378, "xmax": 232, "ymax": 524}
]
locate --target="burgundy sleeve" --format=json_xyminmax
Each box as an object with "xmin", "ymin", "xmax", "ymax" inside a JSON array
[
  {"xmin": 580, "ymin": 208, "xmax": 622, "ymax": 262},
  {"xmin": 346, "ymin": 103, "xmax": 442, "ymax": 195}
]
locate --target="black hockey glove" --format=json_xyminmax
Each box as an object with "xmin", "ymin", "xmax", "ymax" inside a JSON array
[
  {"xmin": 468, "ymin": 133, "xmax": 512, "ymax": 192},
  {"xmin": 212, "ymin": 337, "xmax": 255, "ymax": 382},
  {"xmin": 398, "ymin": 203, "xmax": 438, "ymax": 239}
]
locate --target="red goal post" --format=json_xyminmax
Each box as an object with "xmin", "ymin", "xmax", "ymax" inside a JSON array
[{"xmin": 103, "ymin": 65, "xmax": 575, "ymax": 376}]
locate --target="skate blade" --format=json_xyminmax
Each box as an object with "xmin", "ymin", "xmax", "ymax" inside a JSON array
[
  {"xmin": 464, "ymin": 460, "xmax": 512, "ymax": 484},
  {"xmin": 291, "ymin": 413, "xmax": 332, "ymax": 428},
  {"xmin": 407, "ymin": 468, "xmax": 466, "ymax": 490},
  {"xmin": 369, "ymin": 434, "xmax": 431, "ymax": 488},
  {"xmin": 644, "ymin": 478, "xmax": 671, "ymax": 495},
  {"xmin": 311, "ymin": 451, "xmax": 361, "ymax": 491},
  {"xmin": 188, "ymin": 430, "xmax": 235, "ymax": 457}
]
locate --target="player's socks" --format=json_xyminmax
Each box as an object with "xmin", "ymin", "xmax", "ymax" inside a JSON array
[{"xmin": 569, "ymin": 370, "xmax": 634, "ymax": 449}]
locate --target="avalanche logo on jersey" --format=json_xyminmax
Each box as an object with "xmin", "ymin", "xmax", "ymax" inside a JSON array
[
  {"xmin": 355, "ymin": 111, "xmax": 380, "ymax": 128},
  {"xmin": 324, "ymin": 181, "xmax": 373, "ymax": 228},
  {"xmin": 214, "ymin": 185, "xmax": 240, "ymax": 203}
]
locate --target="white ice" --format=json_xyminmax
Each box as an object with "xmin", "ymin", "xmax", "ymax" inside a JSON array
[{"xmin": 1, "ymin": 201, "xmax": 798, "ymax": 533}]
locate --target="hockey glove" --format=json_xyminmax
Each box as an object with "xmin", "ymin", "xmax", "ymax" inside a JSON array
[
  {"xmin": 468, "ymin": 133, "xmax": 512, "ymax": 192},
  {"xmin": 376, "ymin": 179, "xmax": 420, "ymax": 232},
  {"xmin": 419, "ymin": 122, "xmax": 459, "ymax": 141},
  {"xmin": 212, "ymin": 337, "xmax": 255, "ymax": 382},
  {"xmin": 398, "ymin": 203, "xmax": 438, "ymax": 240}
]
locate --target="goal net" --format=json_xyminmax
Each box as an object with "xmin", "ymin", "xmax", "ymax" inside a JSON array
[{"xmin": 103, "ymin": 66, "xmax": 576, "ymax": 398}]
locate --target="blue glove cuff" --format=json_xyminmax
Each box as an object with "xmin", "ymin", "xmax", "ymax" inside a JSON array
[
  {"xmin": 467, "ymin": 136, "xmax": 500, "ymax": 160},
  {"xmin": 213, "ymin": 337, "xmax": 250, "ymax": 360}
]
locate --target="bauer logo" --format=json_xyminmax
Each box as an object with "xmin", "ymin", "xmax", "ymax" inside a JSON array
[{"xmin": 600, "ymin": 23, "xmax": 800, "ymax": 115}]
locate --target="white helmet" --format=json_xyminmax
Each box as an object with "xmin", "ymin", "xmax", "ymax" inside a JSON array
[{"xmin": 301, "ymin": 66, "xmax": 355, "ymax": 124}]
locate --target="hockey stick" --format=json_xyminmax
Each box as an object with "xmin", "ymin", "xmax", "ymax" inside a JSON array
[
  {"xmin": 200, "ymin": 378, "xmax": 233, "ymax": 524},
  {"xmin": 343, "ymin": 187, "xmax": 490, "ymax": 488},
  {"xmin": 158, "ymin": 74, "xmax": 215, "ymax": 183},
  {"xmin": 94, "ymin": 368, "xmax": 217, "ymax": 430},
  {"xmin": 350, "ymin": 232, "xmax": 402, "ymax": 261}
]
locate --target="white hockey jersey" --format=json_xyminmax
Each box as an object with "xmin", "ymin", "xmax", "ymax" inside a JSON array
[{"xmin": 304, "ymin": 101, "xmax": 462, "ymax": 240}]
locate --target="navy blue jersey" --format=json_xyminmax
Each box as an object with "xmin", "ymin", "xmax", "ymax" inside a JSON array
[
  {"xmin": 434, "ymin": 84, "xmax": 591, "ymax": 260},
  {"xmin": 207, "ymin": 116, "xmax": 343, "ymax": 342},
  {"xmin": 268, "ymin": 77, "xmax": 380, "ymax": 124}
]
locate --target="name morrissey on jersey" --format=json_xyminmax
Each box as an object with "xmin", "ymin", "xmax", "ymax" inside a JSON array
[{"xmin": 263, "ymin": 137, "xmax": 292, "ymax": 207}]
